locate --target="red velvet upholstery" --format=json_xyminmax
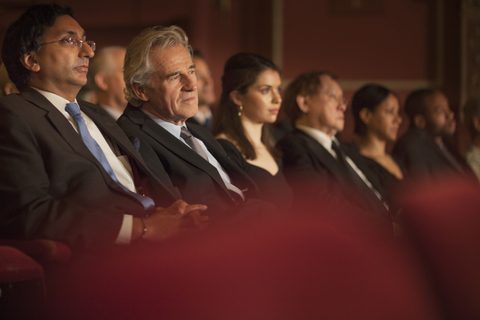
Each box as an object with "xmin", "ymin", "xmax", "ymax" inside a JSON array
[
  {"xmin": 0, "ymin": 246, "xmax": 44, "ymax": 283},
  {"xmin": 52, "ymin": 212, "xmax": 442, "ymax": 320},
  {"xmin": 0, "ymin": 239, "xmax": 71, "ymax": 264},
  {"xmin": 398, "ymin": 175, "xmax": 480, "ymax": 320},
  {"xmin": 0, "ymin": 240, "xmax": 71, "ymax": 318},
  {"xmin": 0, "ymin": 246, "xmax": 46, "ymax": 319}
]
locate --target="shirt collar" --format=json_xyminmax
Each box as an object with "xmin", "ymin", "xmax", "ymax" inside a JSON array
[
  {"xmin": 31, "ymin": 87, "xmax": 79, "ymax": 118},
  {"xmin": 141, "ymin": 109, "xmax": 186, "ymax": 139},
  {"xmin": 296, "ymin": 124, "xmax": 339, "ymax": 152}
]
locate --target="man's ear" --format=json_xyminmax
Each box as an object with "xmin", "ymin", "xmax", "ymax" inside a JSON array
[
  {"xmin": 229, "ymin": 90, "xmax": 244, "ymax": 107},
  {"xmin": 413, "ymin": 114, "xmax": 426, "ymax": 129},
  {"xmin": 473, "ymin": 115, "xmax": 480, "ymax": 132},
  {"xmin": 4, "ymin": 83, "xmax": 18, "ymax": 95},
  {"xmin": 296, "ymin": 95, "xmax": 309, "ymax": 113},
  {"xmin": 359, "ymin": 108, "xmax": 372, "ymax": 125},
  {"xmin": 20, "ymin": 52, "xmax": 40, "ymax": 72},
  {"xmin": 94, "ymin": 72, "xmax": 108, "ymax": 91},
  {"xmin": 131, "ymin": 83, "xmax": 149, "ymax": 102}
]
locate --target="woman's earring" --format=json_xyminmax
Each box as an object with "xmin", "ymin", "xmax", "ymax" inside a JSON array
[{"xmin": 238, "ymin": 105, "xmax": 243, "ymax": 117}]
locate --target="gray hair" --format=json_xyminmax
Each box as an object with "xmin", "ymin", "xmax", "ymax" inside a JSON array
[{"xmin": 124, "ymin": 25, "xmax": 192, "ymax": 106}]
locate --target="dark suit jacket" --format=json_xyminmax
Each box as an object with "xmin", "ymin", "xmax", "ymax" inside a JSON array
[
  {"xmin": 277, "ymin": 129, "xmax": 390, "ymax": 221},
  {"xmin": 392, "ymin": 128, "xmax": 474, "ymax": 182},
  {"xmin": 117, "ymin": 104, "xmax": 262, "ymax": 218},
  {"xmin": 0, "ymin": 88, "xmax": 180, "ymax": 249}
]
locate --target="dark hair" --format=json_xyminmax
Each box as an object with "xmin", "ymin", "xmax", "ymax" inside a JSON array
[
  {"xmin": 1, "ymin": 3, "xmax": 73, "ymax": 90},
  {"xmin": 282, "ymin": 71, "xmax": 333, "ymax": 126},
  {"xmin": 192, "ymin": 49, "xmax": 203, "ymax": 59},
  {"xmin": 351, "ymin": 84, "xmax": 398, "ymax": 135},
  {"xmin": 404, "ymin": 88, "xmax": 436, "ymax": 128},
  {"xmin": 463, "ymin": 97, "xmax": 480, "ymax": 136},
  {"xmin": 212, "ymin": 52, "xmax": 280, "ymax": 160}
]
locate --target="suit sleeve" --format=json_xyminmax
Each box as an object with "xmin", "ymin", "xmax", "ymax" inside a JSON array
[
  {"xmin": 278, "ymin": 137, "xmax": 335, "ymax": 202},
  {"xmin": 0, "ymin": 104, "xmax": 124, "ymax": 249}
]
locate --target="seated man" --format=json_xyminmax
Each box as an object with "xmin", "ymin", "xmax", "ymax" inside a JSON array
[
  {"xmin": 87, "ymin": 46, "xmax": 128, "ymax": 120},
  {"xmin": 392, "ymin": 89, "xmax": 474, "ymax": 182},
  {"xmin": 186, "ymin": 50, "xmax": 216, "ymax": 129},
  {"xmin": 0, "ymin": 4, "xmax": 206, "ymax": 250},
  {"xmin": 277, "ymin": 71, "xmax": 391, "ymax": 224},
  {"xmin": 118, "ymin": 26, "xmax": 275, "ymax": 219}
]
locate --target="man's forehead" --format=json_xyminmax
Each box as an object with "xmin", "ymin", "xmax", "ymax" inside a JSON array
[
  {"xmin": 151, "ymin": 46, "xmax": 193, "ymax": 72},
  {"xmin": 427, "ymin": 92, "xmax": 448, "ymax": 109},
  {"xmin": 44, "ymin": 15, "xmax": 85, "ymax": 38}
]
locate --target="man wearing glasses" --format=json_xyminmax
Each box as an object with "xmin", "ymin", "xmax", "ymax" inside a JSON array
[
  {"xmin": 277, "ymin": 71, "xmax": 392, "ymax": 227},
  {"xmin": 0, "ymin": 4, "xmax": 207, "ymax": 250}
]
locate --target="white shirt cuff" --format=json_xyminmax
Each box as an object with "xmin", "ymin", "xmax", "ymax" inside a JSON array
[{"xmin": 115, "ymin": 214, "xmax": 133, "ymax": 244}]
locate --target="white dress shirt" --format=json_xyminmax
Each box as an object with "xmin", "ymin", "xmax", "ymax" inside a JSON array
[
  {"xmin": 100, "ymin": 104, "xmax": 124, "ymax": 121},
  {"xmin": 33, "ymin": 88, "xmax": 134, "ymax": 244},
  {"xmin": 296, "ymin": 125, "xmax": 384, "ymax": 204},
  {"xmin": 142, "ymin": 109, "xmax": 244, "ymax": 200}
]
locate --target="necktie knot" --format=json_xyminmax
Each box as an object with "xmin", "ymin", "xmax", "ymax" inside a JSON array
[
  {"xmin": 180, "ymin": 126, "xmax": 192, "ymax": 140},
  {"xmin": 65, "ymin": 102, "xmax": 81, "ymax": 118},
  {"xmin": 180, "ymin": 126, "xmax": 208, "ymax": 161}
]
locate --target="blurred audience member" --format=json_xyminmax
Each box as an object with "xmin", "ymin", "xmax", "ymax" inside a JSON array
[
  {"xmin": 463, "ymin": 97, "xmax": 480, "ymax": 182},
  {"xmin": 278, "ymin": 71, "xmax": 391, "ymax": 226},
  {"xmin": 392, "ymin": 89, "xmax": 473, "ymax": 182},
  {"xmin": 212, "ymin": 52, "xmax": 293, "ymax": 212},
  {"xmin": 351, "ymin": 84, "xmax": 404, "ymax": 211},
  {"xmin": 187, "ymin": 50, "xmax": 215, "ymax": 129},
  {"xmin": 0, "ymin": 62, "xmax": 18, "ymax": 97},
  {"xmin": 88, "ymin": 46, "xmax": 127, "ymax": 119}
]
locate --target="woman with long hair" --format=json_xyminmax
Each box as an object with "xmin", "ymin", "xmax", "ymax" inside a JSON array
[
  {"xmin": 212, "ymin": 52, "xmax": 293, "ymax": 211},
  {"xmin": 351, "ymin": 84, "xmax": 404, "ymax": 212}
]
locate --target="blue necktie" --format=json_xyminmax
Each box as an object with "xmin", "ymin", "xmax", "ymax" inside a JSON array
[{"xmin": 65, "ymin": 102, "xmax": 155, "ymax": 211}]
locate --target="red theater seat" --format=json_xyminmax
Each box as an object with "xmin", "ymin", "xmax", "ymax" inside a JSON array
[
  {"xmin": 53, "ymin": 212, "xmax": 442, "ymax": 320},
  {"xmin": 0, "ymin": 246, "xmax": 46, "ymax": 319},
  {"xmin": 398, "ymin": 175, "xmax": 480, "ymax": 320}
]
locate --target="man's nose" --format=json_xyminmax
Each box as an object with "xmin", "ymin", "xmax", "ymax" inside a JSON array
[
  {"xmin": 80, "ymin": 43, "xmax": 95, "ymax": 59},
  {"xmin": 183, "ymin": 74, "xmax": 197, "ymax": 91}
]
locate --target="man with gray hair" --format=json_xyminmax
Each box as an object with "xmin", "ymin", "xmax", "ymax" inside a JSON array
[
  {"xmin": 118, "ymin": 26, "xmax": 277, "ymax": 220},
  {"xmin": 0, "ymin": 4, "xmax": 206, "ymax": 250},
  {"xmin": 87, "ymin": 46, "xmax": 127, "ymax": 119}
]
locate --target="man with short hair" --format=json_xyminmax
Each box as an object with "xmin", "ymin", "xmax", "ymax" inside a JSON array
[
  {"xmin": 88, "ymin": 46, "xmax": 128, "ymax": 119},
  {"xmin": 0, "ymin": 4, "xmax": 206, "ymax": 249},
  {"xmin": 277, "ymin": 71, "xmax": 391, "ymax": 223},
  {"xmin": 187, "ymin": 50, "xmax": 216, "ymax": 128},
  {"xmin": 392, "ymin": 89, "xmax": 472, "ymax": 181},
  {"xmin": 118, "ymin": 26, "xmax": 275, "ymax": 219}
]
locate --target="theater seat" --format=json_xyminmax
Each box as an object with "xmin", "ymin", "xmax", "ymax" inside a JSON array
[
  {"xmin": 52, "ymin": 212, "xmax": 442, "ymax": 320},
  {"xmin": 0, "ymin": 239, "xmax": 71, "ymax": 264},
  {"xmin": 0, "ymin": 246, "xmax": 46, "ymax": 319},
  {"xmin": 398, "ymin": 175, "xmax": 480, "ymax": 320},
  {"xmin": 0, "ymin": 239, "xmax": 71, "ymax": 319}
]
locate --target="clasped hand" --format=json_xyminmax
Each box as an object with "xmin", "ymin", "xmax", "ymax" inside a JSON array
[{"xmin": 141, "ymin": 199, "xmax": 208, "ymax": 241}]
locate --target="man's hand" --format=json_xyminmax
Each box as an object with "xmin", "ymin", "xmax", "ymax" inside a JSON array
[{"xmin": 132, "ymin": 200, "xmax": 208, "ymax": 242}]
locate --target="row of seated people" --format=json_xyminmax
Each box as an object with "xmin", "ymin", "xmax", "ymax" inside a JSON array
[{"xmin": 0, "ymin": 3, "xmax": 479, "ymax": 319}]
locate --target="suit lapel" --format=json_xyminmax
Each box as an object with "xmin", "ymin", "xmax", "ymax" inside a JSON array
[
  {"xmin": 21, "ymin": 89, "xmax": 102, "ymax": 167},
  {"xmin": 188, "ymin": 124, "xmax": 258, "ymax": 194},
  {"xmin": 80, "ymin": 102, "xmax": 180, "ymax": 201},
  {"xmin": 295, "ymin": 130, "xmax": 346, "ymax": 179},
  {"xmin": 125, "ymin": 106, "xmax": 231, "ymax": 193}
]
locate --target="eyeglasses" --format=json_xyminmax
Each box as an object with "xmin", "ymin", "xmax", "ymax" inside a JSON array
[
  {"xmin": 40, "ymin": 37, "xmax": 96, "ymax": 51},
  {"xmin": 323, "ymin": 91, "xmax": 347, "ymax": 105}
]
